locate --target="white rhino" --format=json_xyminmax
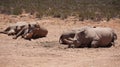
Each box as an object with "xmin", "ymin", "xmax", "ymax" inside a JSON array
[{"xmin": 69, "ymin": 26, "xmax": 117, "ymax": 48}]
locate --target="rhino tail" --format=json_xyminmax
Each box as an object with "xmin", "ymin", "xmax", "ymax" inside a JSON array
[
  {"xmin": 0, "ymin": 31, "xmax": 6, "ymax": 34},
  {"xmin": 111, "ymin": 32, "xmax": 117, "ymax": 47},
  {"xmin": 114, "ymin": 33, "xmax": 117, "ymax": 40},
  {"xmin": 0, "ymin": 31, "xmax": 4, "ymax": 33}
]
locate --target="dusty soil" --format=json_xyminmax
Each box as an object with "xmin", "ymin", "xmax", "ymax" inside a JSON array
[{"xmin": 0, "ymin": 14, "xmax": 120, "ymax": 67}]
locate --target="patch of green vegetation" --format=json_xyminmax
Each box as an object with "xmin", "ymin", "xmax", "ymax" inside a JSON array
[{"xmin": 0, "ymin": 0, "xmax": 120, "ymax": 20}]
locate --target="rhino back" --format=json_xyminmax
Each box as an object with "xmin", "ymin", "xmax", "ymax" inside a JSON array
[
  {"xmin": 34, "ymin": 27, "xmax": 48, "ymax": 37},
  {"xmin": 93, "ymin": 27, "xmax": 114, "ymax": 46}
]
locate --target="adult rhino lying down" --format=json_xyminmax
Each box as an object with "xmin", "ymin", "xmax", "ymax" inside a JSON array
[
  {"xmin": 67, "ymin": 26, "xmax": 117, "ymax": 48},
  {"xmin": 0, "ymin": 22, "xmax": 44, "ymax": 40}
]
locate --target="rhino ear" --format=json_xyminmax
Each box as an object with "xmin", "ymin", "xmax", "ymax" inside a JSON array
[{"xmin": 80, "ymin": 29, "xmax": 85, "ymax": 35}]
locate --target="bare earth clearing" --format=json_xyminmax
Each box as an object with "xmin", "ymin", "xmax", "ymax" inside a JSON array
[{"xmin": 0, "ymin": 14, "xmax": 120, "ymax": 67}]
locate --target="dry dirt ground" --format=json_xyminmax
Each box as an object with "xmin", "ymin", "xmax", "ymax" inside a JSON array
[{"xmin": 0, "ymin": 14, "xmax": 120, "ymax": 67}]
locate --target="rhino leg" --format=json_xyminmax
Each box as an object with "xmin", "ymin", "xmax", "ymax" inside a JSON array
[
  {"xmin": 7, "ymin": 29, "xmax": 16, "ymax": 35},
  {"xmin": 61, "ymin": 38, "xmax": 73, "ymax": 48},
  {"xmin": 106, "ymin": 42, "xmax": 113, "ymax": 47},
  {"xmin": 0, "ymin": 27, "xmax": 11, "ymax": 34},
  {"xmin": 0, "ymin": 30, "xmax": 15, "ymax": 35},
  {"xmin": 73, "ymin": 40, "xmax": 81, "ymax": 48},
  {"xmin": 0, "ymin": 31, "xmax": 6, "ymax": 34},
  {"xmin": 67, "ymin": 38, "xmax": 81, "ymax": 48},
  {"xmin": 22, "ymin": 31, "xmax": 33, "ymax": 40},
  {"xmin": 13, "ymin": 28, "xmax": 25, "ymax": 39},
  {"xmin": 91, "ymin": 40, "xmax": 99, "ymax": 48}
]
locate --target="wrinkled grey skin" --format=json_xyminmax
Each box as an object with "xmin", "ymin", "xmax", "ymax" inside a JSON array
[
  {"xmin": 70, "ymin": 26, "xmax": 117, "ymax": 48},
  {"xmin": 21, "ymin": 25, "xmax": 48, "ymax": 40}
]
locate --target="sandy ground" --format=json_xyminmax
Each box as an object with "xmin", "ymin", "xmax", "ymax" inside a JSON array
[{"xmin": 0, "ymin": 14, "xmax": 120, "ymax": 67}]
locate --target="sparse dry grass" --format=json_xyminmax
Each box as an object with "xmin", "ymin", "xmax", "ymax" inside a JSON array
[{"xmin": 0, "ymin": 0, "xmax": 120, "ymax": 20}]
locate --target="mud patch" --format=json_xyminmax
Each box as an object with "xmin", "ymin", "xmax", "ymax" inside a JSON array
[{"xmin": 40, "ymin": 41, "xmax": 68, "ymax": 49}]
